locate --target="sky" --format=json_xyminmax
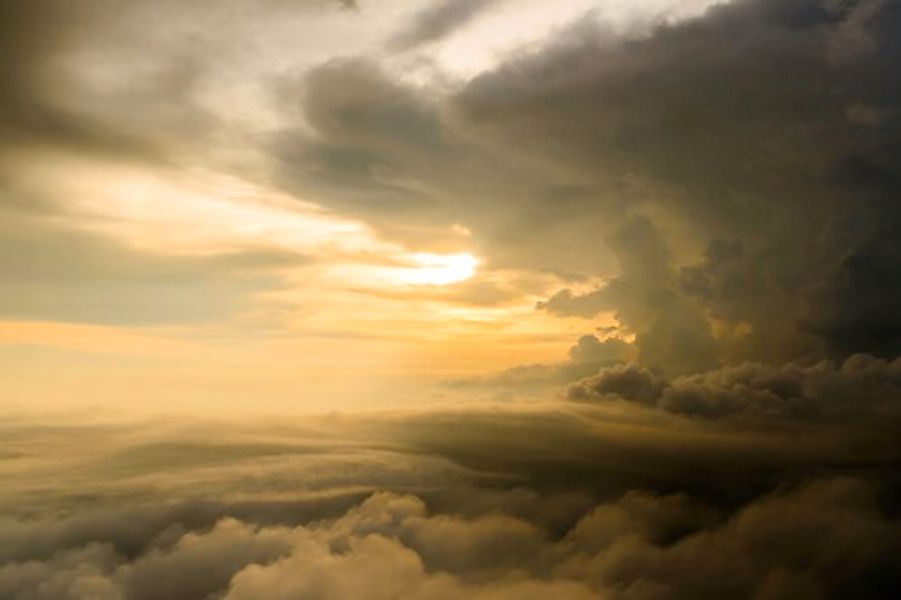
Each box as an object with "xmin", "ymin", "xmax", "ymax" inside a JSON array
[
  {"xmin": 0, "ymin": 0, "xmax": 735, "ymax": 414},
  {"xmin": 1, "ymin": 0, "xmax": 900, "ymax": 598}
]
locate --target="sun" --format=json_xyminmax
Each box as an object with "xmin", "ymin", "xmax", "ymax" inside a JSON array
[{"xmin": 397, "ymin": 253, "xmax": 479, "ymax": 286}]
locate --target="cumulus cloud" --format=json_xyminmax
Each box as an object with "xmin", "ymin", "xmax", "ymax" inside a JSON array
[
  {"xmin": 453, "ymin": 0, "xmax": 901, "ymax": 364},
  {"xmin": 556, "ymin": 477, "xmax": 901, "ymax": 598},
  {"xmin": 2, "ymin": 477, "xmax": 898, "ymax": 600},
  {"xmin": 568, "ymin": 364, "xmax": 667, "ymax": 406},
  {"xmin": 2, "ymin": 376, "xmax": 900, "ymax": 599},
  {"xmin": 446, "ymin": 334, "xmax": 635, "ymax": 393},
  {"xmin": 569, "ymin": 353, "xmax": 901, "ymax": 423},
  {"xmin": 537, "ymin": 215, "xmax": 719, "ymax": 376},
  {"xmin": 403, "ymin": 0, "xmax": 901, "ymax": 379}
]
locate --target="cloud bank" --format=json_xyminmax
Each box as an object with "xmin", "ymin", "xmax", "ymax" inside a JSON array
[
  {"xmin": 2, "ymin": 394, "xmax": 899, "ymax": 598},
  {"xmin": 7, "ymin": 479, "xmax": 896, "ymax": 600}
]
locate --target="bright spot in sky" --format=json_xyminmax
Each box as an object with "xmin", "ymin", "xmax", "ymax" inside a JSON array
[
  {"xmin": 22, "ymin": 153, "xmax": 482, "ymax": 295},
  {"xmin": 396, "ymin": 253, "xmax": 479, "ymax": 286}
]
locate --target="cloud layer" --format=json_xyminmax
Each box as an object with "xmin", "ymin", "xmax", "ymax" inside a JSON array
[
  {"xmin": 569, "ymin": 353, "xmax": 901, "ymax": 422},
  {"xmin": 2, "ymin": 393, "xmax": 899, "ymax": 598},
  {"xmin": 2, "ymin": 433, "xmax": 899, "ymax": 600}
]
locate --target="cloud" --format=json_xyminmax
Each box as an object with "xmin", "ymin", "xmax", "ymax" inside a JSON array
[
  {"xmin": 556, "ymin": 477, "xmax": 901, "ymax": 599},
  {"xmin": 802, "ymin": 224, "xmax": 901, "ymax": 357},
  {"xmin": 447, "ymin": 0, "xmax": 901, "ymax": 366},
  {"xmin": 538, "ymin": 216, "xmax": 719, "ymax": 375},
  {"xmin": 0, "ymin": 204, "xmax": 311, "ymax": 325},
  {"xmin": 0, "ymin": 543, "xmax": 122, "ymax": 600},
  {"xmin": 2, "ymin": 475, "xmax": 898, "ymax": 600},
  {"xmin": 569, "ymin": 352, "xmax": 901, "ymax": 423},
  {"xmin": 4, "ymin": 0, "xmax": 900, "ymax": 371},
  {"xmin": 189, "ymin": 0, "xmax": 901, "ymax": 374},
  {"xmin": 447, "ymin": 334, "xmax": 635, "ymax": 392},
  {"xmin": 115, "ymin": 518, "xmax": 298, "ymax": 600},
  {"xmin": 568, "ymin": 364, "xmax": 667, "ymax": 407},
  {"xmin": 0, "ymin": 0, "xmax": 217, "ymax": 161},
  {"xmin": 0, "ymin": 0, "xmax": 362, "ymax": 158},
  {"xmin": 388, "ymin": 0, "xmax": 504, "ymax": 51},
  {"xmin": 271, "ymin": 57, "xmax": 550, "ymax": 248},
  {"xmin": 0, "ymin": 390, "xmax": 899, "ymax": 598}
]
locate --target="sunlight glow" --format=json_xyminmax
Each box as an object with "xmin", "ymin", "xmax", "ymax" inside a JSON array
[
  {"xmin": 396, "ymin": 253, "xmax": 479, "ymax": 286},
  {"xmin": 21, "ymin": 154, "xmax": 484, "ymax": 297}
]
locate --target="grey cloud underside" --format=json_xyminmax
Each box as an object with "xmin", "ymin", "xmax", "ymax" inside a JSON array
[{"xmin": 271, "ymin": 58, "xmax": 565, "ymax": 253}]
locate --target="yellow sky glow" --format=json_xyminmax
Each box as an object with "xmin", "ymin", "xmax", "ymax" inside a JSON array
[{"xmin": 1, "ymin": 150, "xmax": 599, "ymax": 411}]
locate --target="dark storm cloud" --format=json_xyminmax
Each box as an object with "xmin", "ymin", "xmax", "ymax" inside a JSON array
[
  {"xmin": 802, "ymin": 223, "xmax": 901, "ymax": 357},
  {"xmin": 270, "ymin": 0, "xmax": 901, "ymax": 367},
  {"xmin": 450, "ymin": 0, "xmax": 901, "ymax": 364},
  {"xmin": 538, "ymin": 215, "xmax": 719, "ymax": 375},
  {"xmin": 388, "ymin": 0, "xmax": 503, "ymax": 51}
]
